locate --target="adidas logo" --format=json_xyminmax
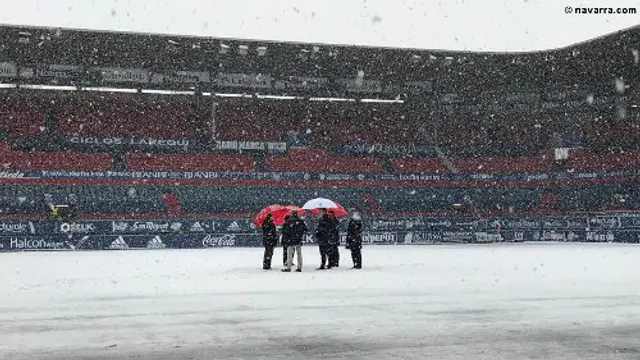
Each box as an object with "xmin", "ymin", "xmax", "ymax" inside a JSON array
[
  {"xmin": 227, "ymin": 221, "xmax": 241, "ymax": 232},
  {"xmin": 146, "ymin": 236, "xmax": 166, "ymax": 249},
  {"xmin": 190, "ymin": 222, "xmax": 205, "ymax": 232},
  {"xmin": 109, "ymin": 236, "xmax": 129, "ymax": 250}
]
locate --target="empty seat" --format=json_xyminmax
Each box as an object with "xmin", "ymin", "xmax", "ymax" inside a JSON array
[
  {"xmin": 265, "ymin": 149, "xmax": 384, "ymax": 173},
  {"xmin": 565, "ymin": 149, "xmax": 640, "ymax": 172},
  {"xmin": 391, "ymin": 157, "xmax": 447, "ymax": 173},
  {"xmin": 126, "ymin": 153, "xmax": 255, "ymax": 172},
  {"xmin": 0, "ymin": 91, "xmax": 49, "ymax": 138},
  {"xmin": 56, "ymin": 93, "xmax": 196, "ymax": 139},
  {"xmin": 1, "ymin": 148, "xmax": 113, "ymax": 171},
  {"xmin": 455, "ymin": 155, "xmax": 552, "ymax": 173}
]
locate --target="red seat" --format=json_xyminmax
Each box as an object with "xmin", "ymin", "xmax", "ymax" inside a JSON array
[
  {"xmin": 0, "ymin": 91, "xmax": 49, "ymax": 138},
  {"xmin": 392, "ymin": 157, "xmax": 447, "ymax": 173},
  {"xmin": 216, "ymin": 100, "xmax": 310, "ymax": 142},
  {"xmin": 455, "ymin": 155, "xmax": 552, "ymax": 173},
  {"xmin": 266, "ymin": 149, "xmax": 384, "ymax": 173},
  {"xmin": 566, "ymin": 149, "xmax": 640, "ymax": 171},
  {"xmin": 57, "ymin": 93, "xmax": 195, "ymax": 139},
  {"xmin": 1, "ymin": 147, "xmax": 112, "ymax": 171},
  {"xmin": 126, "ymin": 153, "xmax": 255, "ymax": 171}
]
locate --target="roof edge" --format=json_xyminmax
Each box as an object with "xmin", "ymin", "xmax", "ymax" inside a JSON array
[{"xmin": 0, "ymin": 22, "xmax": 638, "ymax": 55}]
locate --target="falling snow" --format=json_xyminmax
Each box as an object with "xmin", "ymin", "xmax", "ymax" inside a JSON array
[{"xmin": 0, "ymin": 12, "xmax": 638, "ymax": 360}]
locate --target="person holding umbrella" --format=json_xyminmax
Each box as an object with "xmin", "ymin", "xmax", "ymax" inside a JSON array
[
  {"xmin": 253, "ymin": 204, "xmax": 305, "ymax": 267},
  {"xmin": 261, "ymin": 214, "xmax": 277, "ymax": 270},
  {"xmin": 346, "ymin": 210, "xmax": 363, "ymax": 269}
]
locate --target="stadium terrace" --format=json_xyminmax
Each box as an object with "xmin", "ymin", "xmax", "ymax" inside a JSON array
[{"xmin": 0, "ymin": 24, "xmax": 639, "ymax": 228}]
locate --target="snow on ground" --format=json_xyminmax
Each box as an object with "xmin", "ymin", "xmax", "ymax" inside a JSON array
[{"xmin": 1, "ymin": 243, "xmax": 640, "ymax": 359}]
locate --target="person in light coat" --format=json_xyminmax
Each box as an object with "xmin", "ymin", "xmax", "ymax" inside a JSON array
[{"xmin": 282, "ymin": 211, "xmax": 307, "ymax": 272}]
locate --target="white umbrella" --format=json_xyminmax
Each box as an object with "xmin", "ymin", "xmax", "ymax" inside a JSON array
[{"xmin": 302, "ymin": 198, "xmax": 338, "ymax": 210}]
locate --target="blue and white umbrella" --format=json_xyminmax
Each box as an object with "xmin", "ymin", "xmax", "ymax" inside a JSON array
[{"xmin": 302, "ymin": 198, "xmax": 338, "ymax": 210}]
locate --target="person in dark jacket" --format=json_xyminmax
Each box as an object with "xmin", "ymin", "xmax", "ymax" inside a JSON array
[
  {"xmin": 282, "ymin": 215, "xmax": 291, "ymax": 266},
  {"xmin": 315, "ymin": 209, "xmax": 331, "ymax": 269},
  {"xmin": 346, "ymin": 211, "xmax": 363, "ymax": 269},
  {"xmin": 282, "ymin": 211, "xmax": 307, "ymax": 272},
  {"xmin": 261, "ymin": 214, "xmax": 278, "ymax": 270},
  {"xmin": 328, "ymin": 211, "xmax": 340, "ymax": 268}
]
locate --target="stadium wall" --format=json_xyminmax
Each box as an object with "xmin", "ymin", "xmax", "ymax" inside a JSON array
[{"xmin": 0, "ymin": 213, "xmax": 638, "ymax": 252}]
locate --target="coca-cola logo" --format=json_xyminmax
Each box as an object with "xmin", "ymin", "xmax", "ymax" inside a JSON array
[{"xmin": 202, "ymin": 234, "xmax": 236, "ymax": 247}]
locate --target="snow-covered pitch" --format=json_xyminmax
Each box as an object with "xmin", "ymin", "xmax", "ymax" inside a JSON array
[{"xmin": 2, "ymin": 243, "xmax": 640, "ymax": 360}]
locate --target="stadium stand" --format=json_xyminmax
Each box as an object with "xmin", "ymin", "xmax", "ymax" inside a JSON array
[{"xmin": 0, "ymin": 24, "xmax": 639, "ymax": 218}]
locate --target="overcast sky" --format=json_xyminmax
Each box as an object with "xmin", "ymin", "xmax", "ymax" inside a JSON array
[{"xmin": 0, "ymin": 0, "xmax": 638, "ymax": 52}]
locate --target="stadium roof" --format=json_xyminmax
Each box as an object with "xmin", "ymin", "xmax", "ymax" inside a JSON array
[
  {"xmin": 0, "ymin": 23, "xmax": 636, "ymax": 98},
  {"xmin": 2, "ymin": 0, "xmax": 639, "ymax": 52},
  {"xmin": 1, "ymin": 22, "xmax": 639, "ymax": 56}
]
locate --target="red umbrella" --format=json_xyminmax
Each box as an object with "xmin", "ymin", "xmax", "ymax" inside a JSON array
[
  {"xmin": 253, "ymin": 204, "xmax": 305, "ymax": 226},
  {"xmin": 310, "ymin": 202, "xmax": 350, "ymax": 217},
  {"xmin": 274, "ymin": 205, "xmax": 305, "ymax": 225},
  {"xmin": 253, "ymin": 205, "xmax": 283, "ymax": 227}
]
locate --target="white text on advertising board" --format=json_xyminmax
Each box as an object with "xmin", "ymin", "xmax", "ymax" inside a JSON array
[
  {"xmin": 0, "ymin": 171, "xmax": 25, "ymax": 179},
  {"xmin": 10, "ymin": 238, "xmax": 65, "ymax": 250},
  {"xmin": 60, "ymin": 223, "xmax": 95, "ymax": 233},
  {"xmin": 0, "ymin": 62, "xmax": 17, "ymax": 77},
  {"xmin": 0, "ymin": 223, "xmax": 29, "ymax": 233},
  {"xmin": 363, "ymin": 233, "xmax": 397, "ymax": 244}
]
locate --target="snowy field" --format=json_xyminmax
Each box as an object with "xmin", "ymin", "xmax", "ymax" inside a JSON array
[{"xmin": 1, "ymin": 243, "xmax": 640, "ymax": 360}]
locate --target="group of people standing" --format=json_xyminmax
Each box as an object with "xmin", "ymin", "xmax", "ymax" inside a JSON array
[{"xmin": 261, "ymin": 209, "xmax": 363, "ymax": 272}]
